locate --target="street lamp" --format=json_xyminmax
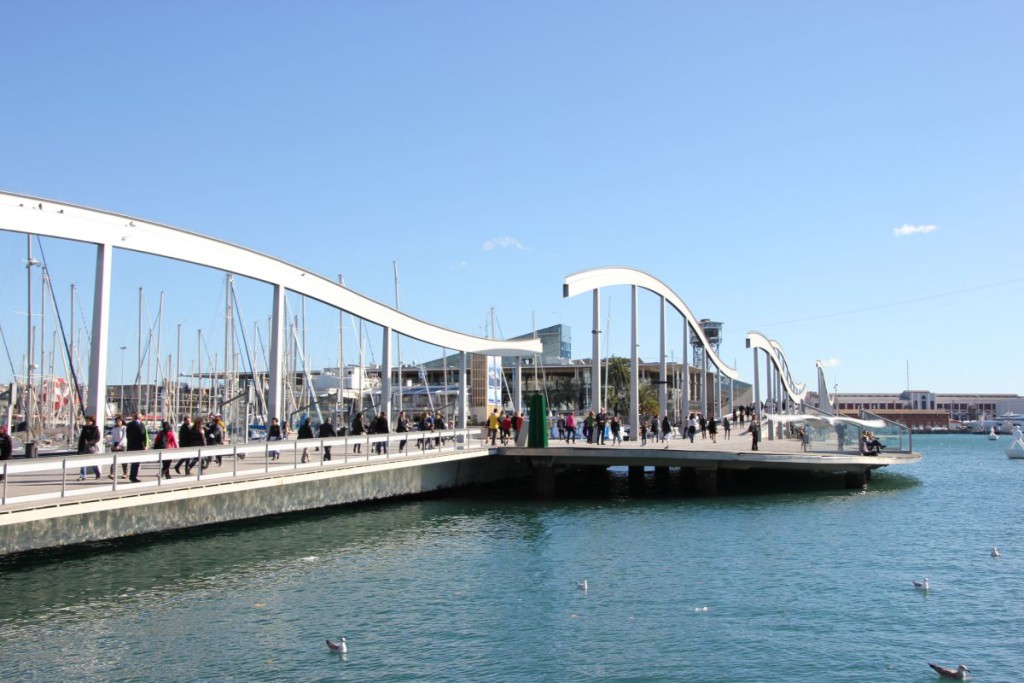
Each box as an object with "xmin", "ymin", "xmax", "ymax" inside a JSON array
[{"xmin": 120, "ymin": 346, "xmax": 127, "ymax": 414}]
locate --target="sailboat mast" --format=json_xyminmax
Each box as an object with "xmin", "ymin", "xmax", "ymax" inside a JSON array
[
  {"xmin": 156, "ymin": 291, "xmax": 164, "ymax": 421},
  {"xmin": 69, "ymin": 283, "xmax": 76, "ymax": 441},
  {"xmin": 175, "ymin": 323, "xmax": 181, "ymax": 421},
  {"xmin": 197, "ymin": 329, "xmax": 203, "ymax": 416}
]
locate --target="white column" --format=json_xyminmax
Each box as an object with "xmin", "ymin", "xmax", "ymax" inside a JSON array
[
  {"xmin": 268, "ymin": 284, "xmax": 285, "ymax": 424},
  {"xmin": 514, "ymin": 356, "xmax": 523, "ymax": 414},
  {"xmin": 591, "ymin": 289, "xmax": 601, "ymax": 413},
  {"xmin": 701, "ymin": 348, "xmax": 708, "ymax": 416},
  {"xmin": 658, "ymin": 296, "xmax": 667, "ymax": 419},
  {"xmin": 753, "ymin": 347, "xmax": 761, "ymax": 423},
  {"xmin": 715, "ymin": 366, "xmax": 722, "ymax": 420},
  {"xmin": 86, "ymin": 243, "xmax": 112, "ymax": 440},
  {"xmin": 458, "ymin": 351, "xmax": 468, "ymax": 428},
  {"xmin": 381, "ymin": 326, "xmax": 392, "ymax": 422},
  {"xmin": 630, "ymin": 285, "xmax": 639, "ymax": 435},
  {"xmin": 682, "ymin": 324, "xmax": 690, "ymax": 419}
]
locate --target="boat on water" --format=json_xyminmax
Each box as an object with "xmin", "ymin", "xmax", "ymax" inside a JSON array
[{"xmin": 988, "ymin": 427, "xmax": 998, "ymax": 440}]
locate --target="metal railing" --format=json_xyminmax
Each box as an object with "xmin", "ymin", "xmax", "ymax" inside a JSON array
[
  {"xmin": 757, "ymin": 405, "xmax": 912, "ymax": 455},
  {"xmin": 0, "ymin": 428, "xmax": 489, "ymax": 507},
  {"xmin": 859, "ymin": 410, "xmax": 912, "ymax": 454}
]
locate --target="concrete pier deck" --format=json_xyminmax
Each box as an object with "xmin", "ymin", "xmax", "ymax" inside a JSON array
[{"xmin": 0, "ymin": 429, "xmax": 920, "ymax": 556}]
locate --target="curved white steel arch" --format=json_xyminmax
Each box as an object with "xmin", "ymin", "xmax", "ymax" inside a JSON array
[
  {"xmin": 563, "ymin": 267, "xmax": 739, "ymax": 379},
  {"xmin": 815, "ymin": 360, "xmax": 835, "ymax": 415},
  {"xmin": 1, "ymin": 191, "xmax": 541, "ymax": 433},
  {"xmin": 745, "ymin": 331, "xmax": 808, "ymax": 404},
  {"xmin": 0, "ymin": 192, "xmax": 540, "ymax": 357}
]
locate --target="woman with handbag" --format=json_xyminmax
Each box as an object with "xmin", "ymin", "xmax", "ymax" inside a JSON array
[{"xmin": 77, "ymin": 415, "xmax": 102, "ymax": 480}]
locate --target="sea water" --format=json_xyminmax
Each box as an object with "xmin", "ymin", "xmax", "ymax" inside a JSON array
[{"xmin": 1, "ymin": 434, "xmax": 1022, "ymax": 682}]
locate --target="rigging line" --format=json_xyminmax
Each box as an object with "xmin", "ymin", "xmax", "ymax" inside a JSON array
[
  {"xmin": 753, "ymin": 276, "xmax": 1024, "ymax": 329},
  {"xmin": 0, "ymin": 324, "xmax": 17, "ymax": 379},
  {"xmin": 34, "ymin": 237, "xmax": 87, "ymax": 417},
  {"xmin": 229, "ymin": 280, "xmax": 267, "ymax": 417}
]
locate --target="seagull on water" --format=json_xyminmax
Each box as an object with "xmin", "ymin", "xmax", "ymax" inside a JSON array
[
  {"xmin": 928, "ymin": 663, "xmax": 969, "ymax": 679},
  {"xmin": 326, "ymin": 637, "xmax": 347, "ymax": 654},
  {"xmin": 577, "ymin": 579, "xmax": 588, "ymax": 592},
  {"xmin": 913, "ymin": 578, "xmax": 930, "ymax": 591},
  {"xmin": 991, "ymin": 547, "xmax": 1000, "ymax": 558}
]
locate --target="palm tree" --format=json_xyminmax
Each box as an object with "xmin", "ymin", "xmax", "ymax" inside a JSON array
[
  {"xmin": 638, "ymin": 382, "xmax": 660, "ymax": 417},
  {"xmin": 551, "ymin": 376, "xmax": 578, "ymax": 410}
]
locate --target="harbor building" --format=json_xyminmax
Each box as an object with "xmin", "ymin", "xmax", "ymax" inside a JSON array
[{"xmin": 806, "ymin": 390, "xmax": 1024, "ymax": 430}]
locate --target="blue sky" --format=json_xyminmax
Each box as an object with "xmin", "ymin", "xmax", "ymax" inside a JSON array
[{"xmin": 0, "ymin": 1, "xmax": 1021, "ymax": 395}]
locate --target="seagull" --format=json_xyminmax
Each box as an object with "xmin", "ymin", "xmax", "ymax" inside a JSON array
[
  {"xmin": 326, "ymin": 637, "xmax": 347, "ymax": 654},
  {"xmin": 913, "ymin": 578, "xmax": 930, "ymax": 591},
  {"xmin": 928, "ymin": 663, "xmax": 969, "ymax": 679},
  {"xmin": 576, "ymin": 579, "xmax": 588, "ymax": 592},
  {"xmin": 991, "ymin": 547, "xmax": 1000, "ymax": 558}
]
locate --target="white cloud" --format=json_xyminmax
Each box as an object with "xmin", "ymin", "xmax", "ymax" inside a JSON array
[
  {"xmin": 482, "ymin": 236, "xmax": 526, "ymax": 251},
  {"xmin": 819, "ymin": 358, "xmax": 841, "ymax": 368},
  {"xmin": 893, "ymin": 224, "xmax": 937, "ymax": 237}
]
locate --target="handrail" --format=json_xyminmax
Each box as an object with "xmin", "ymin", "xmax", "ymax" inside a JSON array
[
  {"xmin": 0, "ymin": 428, "xmax": 489, "ymax": 507},
  {"xmin": 859, "ymin": 410, "xmax": 913, "ymax": 454}
]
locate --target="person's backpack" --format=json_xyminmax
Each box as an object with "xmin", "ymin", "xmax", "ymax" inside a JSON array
[{"xmin": 153, "ymin": 430, "xmax": 167, "ymax": 449}]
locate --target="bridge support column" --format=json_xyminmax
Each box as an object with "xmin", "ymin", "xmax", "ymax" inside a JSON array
[
  {"xmin": 654, "ymin": 465, "xmax": 670, "ymax": 491},
  {"xmin": 751, "ymin": 344, "xmax": 761, "ymax": 425},
  {"xmin": 514, "ymin": 356, "xmax": 523, "ymax": 415},
  {"xmin": 87, "ymin": 242, "xmax": 112, "ymax": 432},
  {"xmin": 268, "ymin": 284, "xmax": 285, "ymax": 426},
  {"xmin": 715, "ymin": 366, "xmax": 722, "ymax": 420},
  {"xmin": 658, "ymin": 296, "xmax": 667, "ymax": 419},
  {"xmin": 381, "ymin": 326, "xmax": 392, "ymax": 422},
  {"xmin": 458, "ymin": 352, "xmax": 468, "ymax": 428},
  {"xmin": 591, "ymin": 289, "xmax": 601, "ymax": 413},
  {"xmin": 682, "ymin": 324, "xmax": 690, "ymax": 421},
  {"xmin": 695, "ymin": 467, "xmax": 718, "ymax": 496},
  {"xmin": 628, "ymin": 465, "xmax": 645, "ymax": 488},
  {"xmin": 533, "ymin": 460, "xmax": 556, "ymax": 498},
  {"xmin": 630, "ymin": 286, "xmax": 639, "ymax": 439},
  {"xmin": 845, "ymin": 469, "xmax": 868, "ymax": 490}
]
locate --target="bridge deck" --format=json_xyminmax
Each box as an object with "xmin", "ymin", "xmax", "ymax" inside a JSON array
[
  {"xmin": 504, "ymin": 432, "xmax": 920, "ymax": 471},
  {"xmin": 0, "ymin": 431, "xmax": 919, "ymax": 516}
]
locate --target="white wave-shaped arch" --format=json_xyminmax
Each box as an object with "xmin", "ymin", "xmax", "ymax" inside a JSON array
[{"xmin": 563, "ymin": 266, "xmax": 739, "ymax": 379}]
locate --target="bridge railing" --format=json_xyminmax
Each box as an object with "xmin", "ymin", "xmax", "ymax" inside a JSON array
[
  {"xmin": 788, "ymin": 404, "xmax": 847, "ymax": 454},
  {"xmin": 859, "ymin": 410, "xmax": 913, "ymax": 454},
  {"xmin": 0, "ymin": 427, "xmax": 489, "ymax": 507}
]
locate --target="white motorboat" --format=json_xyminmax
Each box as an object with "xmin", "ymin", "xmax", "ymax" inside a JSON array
[
  {"xmin": 1006, "ymin": 438, "xmax": 1024, "ymax": 460},
  {"xmin": 988, "ymin": 427, "xmax": 998, "ymax": 440}
]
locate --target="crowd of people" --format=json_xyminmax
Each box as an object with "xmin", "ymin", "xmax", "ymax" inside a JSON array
[
  {"xmin": 66, "ymin": 408, "xmax": 467, "ymax": 482},
  {"xmin": 548, "ymin": 408, "xmax": 744, "ymax": 446},
  {"xmin": 60, "ymin": 400, "xmax": 854, "ymax": 483}
]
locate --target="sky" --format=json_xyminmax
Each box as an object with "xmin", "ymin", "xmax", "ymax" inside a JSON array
[{"xmin": 0, "ymin": 1, "xmax": 1021, "ymax": 396}]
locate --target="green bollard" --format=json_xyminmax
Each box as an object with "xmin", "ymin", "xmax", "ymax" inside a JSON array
[{"xmin": 528, "ymin": 394, "xmax": 549, "ymax": 448}]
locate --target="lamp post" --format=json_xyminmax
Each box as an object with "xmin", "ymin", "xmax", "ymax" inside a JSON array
[{"xmin": 120, "ymin": 345, "xmax": 127, "ymax": 414}]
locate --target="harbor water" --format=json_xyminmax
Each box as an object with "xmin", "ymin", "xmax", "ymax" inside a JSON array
[{"xmin": 1, "ymin": 434, "xmax": 1023, "ymax": 682}]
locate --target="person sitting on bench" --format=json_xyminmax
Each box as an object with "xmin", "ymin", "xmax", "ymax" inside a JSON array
[{"xmin": 861, "ymin": 431, "xmax": 885, "ymax": 454}]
